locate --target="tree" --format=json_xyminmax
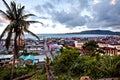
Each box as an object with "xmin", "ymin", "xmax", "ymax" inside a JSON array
[
  {"xmin": 51, "ymin": 47, "xmax": 80, "ymax": 79},
  {"xmin": 0, "ymin": 0, "xmax": 42, "ymax": 79},
  {"xmin": 95, "ymin": 55, "xmax": 120, "ymax": 78},
  {"xmin": 82, "ymin": 40, "xmax": 99, "ymax": 55}
]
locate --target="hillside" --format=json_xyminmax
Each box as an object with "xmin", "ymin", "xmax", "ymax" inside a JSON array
[{"xmin": 67, "ymin": 30, "xmax": 120, "ymax": 35}]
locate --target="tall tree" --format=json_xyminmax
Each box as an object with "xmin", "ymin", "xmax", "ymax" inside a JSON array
[
  {"xmin": 0, "ymin": 0, "xmax": 42, "ymax": 80},
  {"xmin": 82, "ymin": 40, "xmax": 99, "ymax": 55}
]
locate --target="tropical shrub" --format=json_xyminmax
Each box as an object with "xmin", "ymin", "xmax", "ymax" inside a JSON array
[{"xmin": 0, "ymin": 65, "xmax": 36, "ymax": 80}]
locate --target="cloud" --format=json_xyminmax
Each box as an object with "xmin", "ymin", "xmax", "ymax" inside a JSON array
[
  {"xmin": 87, "ymin": 0, "xmax": 120, "ymax": 31},
  {"xmin": 52, "ymin": 10, "xmax": 87, "ymax": 28},
  {"xmin": 0, "ymin": 23, "xmax": 3, "ymax": 26},
  {"xmin": 34, "ymin": 0, "xmax": 90, "ymax": 28},
  {"xmin": 39, "ymin": 16, "xmax": 48, "ymax": 19},
  {"xmin": 34, "ymin": 1, "xmax": 54, "ymax": 15},
  {"xmin": 0, "ymin": 16, "xmax": 9, "ymax": 27},
  {"xmin": 0, "ymin": 19, "xmax": 4, "ymax": 26},
  {"xmin": 0, "ymin": 0, "xmax": 116, "ymax": 33}
]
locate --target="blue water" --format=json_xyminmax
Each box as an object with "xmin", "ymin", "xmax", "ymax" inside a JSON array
[{"xmin": 25, "ymin": 34, "xmax": 112, "ymax": 39}]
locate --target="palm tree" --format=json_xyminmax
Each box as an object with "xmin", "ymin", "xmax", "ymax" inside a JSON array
[{"xmin": 0, "ymin": 0, "xmax": 42, "ymax": 80}]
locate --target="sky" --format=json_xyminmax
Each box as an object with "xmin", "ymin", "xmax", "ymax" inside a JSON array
[{"xmin": 0, "ymin": 0, "xmax": 119, "ymax": 34}]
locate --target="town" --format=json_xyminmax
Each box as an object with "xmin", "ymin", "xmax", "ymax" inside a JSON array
[
  {"xmin": 0, "ymin": 35, "xmax": 120, "ymax": 79},
  {"xmin": 0, "ymin": 0, "xmax": 120, "ymax": 80}
]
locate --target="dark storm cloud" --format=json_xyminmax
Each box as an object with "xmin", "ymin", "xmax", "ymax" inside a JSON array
[
  {"xmin": 51, "ymin": 0, "xmax": 89, "ymax": 9},
  {"xmin": 52, "ymin": 10, "xmax": 87, "ymax": 27},
  {"xmin": 35, "ymin": 1, "xmax": 55, "ymax": 15},
  {"xmin": 88, "ymin": 0, "xmax": 120, "ymax": 31},
  {"xmin": 42, "ymin": 2, "xmax": 54, "ymax": 9},
  {"xmin": 34, "ymin": 0, "xmax": 89, "ymax": 28}
]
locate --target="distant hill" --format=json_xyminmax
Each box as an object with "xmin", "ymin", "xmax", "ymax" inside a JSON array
[{"xmin": 67, "ymin": 30, "xmax": 120, "ymax": 35}]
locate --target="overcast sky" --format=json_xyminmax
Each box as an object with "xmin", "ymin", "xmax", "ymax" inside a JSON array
[{"xmin": 0, "ymin": 0, "xmax": 119, "ymax": 34}]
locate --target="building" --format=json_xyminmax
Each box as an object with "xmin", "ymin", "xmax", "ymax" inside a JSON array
[
  {"xmin": 110, "ymin": 44, "xmax": 120, "ymax": 50},
  {"xmin": 104, "ymin": 47, "xmax": 118, "ymax": 55},
  {"xmin": 0, "ymin": 55, "xmax": 13, "ymax": 66},
  {"xmin": 19, "ymin": 54, "xmax": 46, "ymax": 65},
  {"xmin": 98, "ymin": 42, "xmax": 109, "ymax": 48},
  {"xmin": 74, "ymin": 41, "xmax": 85, "ymax": 49},
  {"xmin": 49, "ymin": 44, "xmax": 61, "ymax": 59}
]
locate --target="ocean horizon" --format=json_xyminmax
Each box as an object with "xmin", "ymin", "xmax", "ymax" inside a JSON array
[
  {"xmin": 2, "ymin": 34, "xmax": 116, "ymax": 39},
  {"xmin": 25, "ymin": 34, "xmax": 114, "ymax": 39}
]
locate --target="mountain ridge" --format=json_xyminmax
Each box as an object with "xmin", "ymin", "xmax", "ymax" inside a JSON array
[{"xmin": 66, "ymin": 30, "xmax": 120, "ymax": 35}]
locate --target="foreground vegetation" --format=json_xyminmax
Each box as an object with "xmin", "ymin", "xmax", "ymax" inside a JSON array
[
  {"xmin": 0, "ymin": 64, "xmax": 48, "ymax": 80},
  {"xmin": 51, "ymin": 47, "xmax": 120, "ymax": 80},
  {"xmin": 0, "ymin": 47, "xmax": 120, "ymax": 80},
  {"xmin": 0, "ymin": 65, "xmax": 36, "ymax": 80}
]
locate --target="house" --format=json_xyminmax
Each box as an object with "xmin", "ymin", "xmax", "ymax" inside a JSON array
[
  {"xmin": 26, "ymin": 45, "xmax": 44, "ymax": 53},
  {"xmin": 104, "ymin": 47, "xmax": 118, "ymax": 55},
  {"xmin": 110, "ymin": 44, "xmax": 120, "ymax": 50},
  {"xmin": 0, "ymin": 54, "xmax": 13, "ymax": 66},
  {"xmin": 19, "ymin": 54, "xmax": 35, "ymax": 65},
  {"xmin": 49, "ymin": 44, "xmax": 61, "ymax": 59},
  {"xmin": 34, "ymin": 54, "xmax": 46, "ymax": 63},
  {"xmin": 98, "ymin": 42, "xmax": 109, "ymax": 48},
  {"xmin": 74, "ymin": 41, "xmax": 85, "ymax": 49},
  {"xmin": 19, "ymin": 54, "xmax": 46, "ymax": 65},
  {"xmin": 24, "ymin": 39, "xmax": 45, "ymax": 53}
]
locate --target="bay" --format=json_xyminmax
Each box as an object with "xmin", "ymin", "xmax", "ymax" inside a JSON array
[{"xmin": 25, "ymin": 34, "xmax": 112, "ymax": 39}]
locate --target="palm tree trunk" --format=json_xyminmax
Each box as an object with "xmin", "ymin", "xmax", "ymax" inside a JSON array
[
  {"xmin": 10, "ymin": 34, "xmax": 18, "ymax": 80},
  {"xmin": 10, "ymin": 52, "xmax": 16, "ymax": 80}
]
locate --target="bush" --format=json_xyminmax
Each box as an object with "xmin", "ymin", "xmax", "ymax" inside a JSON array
[
  {"xmin": 31, "ymin": 65, "xmax": 47, "ymax": 80},
  {"xmin": 0, "ymin": 66, "xmax": 11, "ymax": 80},
  {"xmin": 0, "ymin": 65, "xmax": 37, "ymax": 80}
]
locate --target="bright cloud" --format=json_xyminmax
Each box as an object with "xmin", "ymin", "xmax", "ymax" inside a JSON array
[{"xmin": 111, "ymin": 0, "xmax": 116, "ymax": 5}]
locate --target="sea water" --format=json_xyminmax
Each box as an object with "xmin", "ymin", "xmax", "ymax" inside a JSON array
[{"xmin": 25, "ymin": 34, "xmax": 112, "ymax": 39}]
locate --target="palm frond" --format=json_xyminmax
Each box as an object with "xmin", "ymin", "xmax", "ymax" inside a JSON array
[
  {"xmin": 5, "ymin": 29, "xmax": 13, "ymax": 50},
  {"xmin": 26, "ymin": 21, "xmax": 43, "ymax": 24},
  {"xmin": 18, "ymin": 6, "xmax": 25, "ymax": 18},
  {"xmin": 19, "ymin": 20, "xmax": 29, "ymax": 29},
  {"xmin": 25, "ymin": 29, "xmax": 40, "ymax": 40},
  {"xmin": 21, "ymin": 14, "xmax": 36, "ymax": 19},
  {"xmin": 6, "ymin": 10, "xmax": 14, "ymax": 20},
  {"xmin": 2, "ymin": 0, "xmax": 11, "ymax": 11},
  {"xmin": 0, "ymin": 25, "xmax": 10, "ymax": 40},
  {"xmin": 10, "ymin": 1, "xmax": 17, "ymax": 19},
  {"xmin": 0, "ymin": 10, "xmax": 10, "ymax": 19}
]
